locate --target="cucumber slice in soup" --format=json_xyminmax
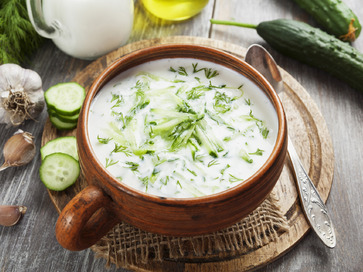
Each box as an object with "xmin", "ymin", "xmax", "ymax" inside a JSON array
[
  {"xmin": 45, "ymin": 82, "xmax": 86, "ymax": 116},
  {"xmin": 40, "ymin": 136, "xmax": 78, "ymax": 161},
  {"xmin": 39, "ymin": 153, "xmax": 80, "ymax": 191}
]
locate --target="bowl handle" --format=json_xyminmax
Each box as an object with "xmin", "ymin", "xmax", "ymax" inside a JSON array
[{"xmin": 55, "ymin": 185, "xmax": 118, "ymax": 251}]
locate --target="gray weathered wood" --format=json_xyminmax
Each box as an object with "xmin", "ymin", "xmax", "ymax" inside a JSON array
[{"xmin": 1, "ymin": 0, "xmax": 362, "ymax": 271}]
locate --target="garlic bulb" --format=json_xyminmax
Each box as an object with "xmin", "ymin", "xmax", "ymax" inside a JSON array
[{"xmin": 0, "ymin": 63, "xmax": 45, "ymax": 126}]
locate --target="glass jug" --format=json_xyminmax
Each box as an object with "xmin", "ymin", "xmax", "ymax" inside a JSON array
[{"xmin": 26, "ymin": 0, "xmax": 134, "ymax": 60}]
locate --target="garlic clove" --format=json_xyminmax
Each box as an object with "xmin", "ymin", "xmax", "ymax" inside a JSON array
[
  {"xmin": 0, "ymin": 129, "xmax": 36, "ymax": 171},
  {"xmin": 0, "ymin": 205, "xmax": 27, "ymax": 226}
]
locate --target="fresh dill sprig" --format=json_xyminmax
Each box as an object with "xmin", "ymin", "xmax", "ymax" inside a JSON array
[
  {"xmin": 111, "ymin": 93, "xmax": 120, "ymax": 102},
  {"xmin": 249, "ymin": 148, "xmax": 264, "ymax": 156},
  {"xmin": 208, "ymin": 159, "xmax": 219, "ymax": 167},
  {"xmin": 105, "ymin": 158, "xmax": 118, "ymax": 168},
  {"xmin": 178, "ymin": 67, "xmax": 188, "ymax": 76},
  {"xmin": 140, "ymin": 176, "xmax": 149, "ymax": 192},
  {"xmin": 187, "ymin": 168, "xmax": 197, "ymax": 176},
  {"xmin": 160, "ymin": 176, "xmax": 170, "ymax": 185},
  {"xmin": 229, "ymin": 174, "xmax": 244, "ymax": 183},
  {"xmin": 111, "ymin": 94, "xmax": 124, "ymax": 109},
  {"xmin": 169, "ymin": 66, "xmax": 188, "ymax": 76},
  {"xmin": 220, "ymin": 164, "xmax": 231, "ymax": 175},
  {"xmin": 0, "ymin": 0, "xmax": 43, "ymax": 64},
  {"xmin": 240, "ymin": 148, "xmax": 253, "ymax": 163},
  {"xmin": 125, "ymin": 161, "xmax": 139, "ymax": 171},
  {"xmin": 97, "ymin": 135, "xmax": 112, "ymax": 144},
  {"xmin": 192, "ymin": 63, "xmax": 220, "ymax": 79},
  {"xmin": 242, "ymin": 110, "xmax": 270, "ymax": 139},
  {"xmin": 110, "ymin": 143, "xmax": 132, "ymax": 156},
  {"xmin": 186, "ymin": 86, "xmax": 206, "ymax": 100},
  {"xmin": 204, "ymin": 68, "xmax": 219, "ymax": 79},
  {"xmin": 213, "ymin": 91, "xmax": 232, "ymax": 113}
]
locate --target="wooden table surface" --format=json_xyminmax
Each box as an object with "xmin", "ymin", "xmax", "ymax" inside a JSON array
[{"xmin": 1, "ymin": 0, "xmax": 362, "ymax": 271}]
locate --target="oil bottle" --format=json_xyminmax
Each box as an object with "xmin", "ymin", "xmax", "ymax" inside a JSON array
[{"xmin": 141, "ymin": 0, "xmax": 209, "ymax": 21}]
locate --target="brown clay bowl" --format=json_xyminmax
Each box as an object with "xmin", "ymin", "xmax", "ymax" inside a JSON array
[{"xmin": 55, "ymin": 44, "xmax": 288, "ymax": 251}]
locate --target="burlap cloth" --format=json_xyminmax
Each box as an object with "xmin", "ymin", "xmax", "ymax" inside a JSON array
[{"xmin": 90, "ymin": 192, "xmax": 288, "ymax": 268}]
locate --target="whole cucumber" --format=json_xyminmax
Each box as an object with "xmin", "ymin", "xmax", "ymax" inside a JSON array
[
  {"xmin": 256, "ymin": 19, "xmax": 363, "ymax": 91},
  {"xmin": 210, "ymin": 18, "xmax": 363, "ymax": 92},
  {"xmin": 293, "ymin": 0, "xmax": 361, "ymax": 42}
]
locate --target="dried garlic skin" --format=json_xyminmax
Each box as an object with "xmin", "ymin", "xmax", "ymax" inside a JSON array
[{"xmin": 0, "ymin": 63, "xmax": 45, "ymax": 126}]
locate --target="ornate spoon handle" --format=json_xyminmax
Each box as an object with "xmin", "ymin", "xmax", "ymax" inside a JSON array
[
  {"xmin": 287, "ymin": 136, "xmax": 336, "ymax": 248},
  {"xmin": 245, "ymin": 44, "xmax": 336, "ymax": 248}
]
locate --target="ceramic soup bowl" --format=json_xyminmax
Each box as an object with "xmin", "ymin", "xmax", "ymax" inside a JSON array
[{"xmin": 55, "ymin": 44, "xmax": 288, "ymax": 251}]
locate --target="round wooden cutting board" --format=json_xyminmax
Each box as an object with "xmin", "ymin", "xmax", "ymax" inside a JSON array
[{"xmin": 41, "ymin": 36, "xmax": 334, "ymax": 271}]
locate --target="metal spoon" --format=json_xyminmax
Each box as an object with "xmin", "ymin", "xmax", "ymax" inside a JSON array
[{"xmin": 245, "ymin": 44, "xmax": 336, "ymax": 248}]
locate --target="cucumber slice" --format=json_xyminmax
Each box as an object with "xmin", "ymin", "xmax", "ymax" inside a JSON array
[
  {"xmin": 45, "ymin": 82, "xmax": 86, "ymax": 116},
  {"xmin": 40, "ymin": 136, "xmax": 78, "ymax": 161},
  {"xmin": 39, "ymin": 153, "xmax": 80, "ymax": 191},
  {"xmin": 48, "ymin": 109, "xmax": 79, "ymax": 123},
  {"xmin": 49, "ymin": 114, "xmax": 77, "ymax": 130}
]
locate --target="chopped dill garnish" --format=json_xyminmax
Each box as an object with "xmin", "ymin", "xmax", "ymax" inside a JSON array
[
  {"xmin": 173, "ymin": 79, "xmax": 185, "ymax": 83},
  {"xmin": 204, "ymin": 68, "xmax": 219, "ymax": 79},
  {"xmin": 111, "ymin": 101, "xmax": 122, "ymax": 109},
  {"xmin": 208, "ymin": 159, "xmax": 219, "ymax": 167},
  {"xmin": 249, "ymin": 148, "xmax": 264, "ymax": 156},
  {"xmin": 125, "ymin": 161, "xmax": 139, "ymax": 171},
  {"xmin": 160, "ymin": 176, "xmax": 170, "ymax": 185},
  {"xmin": 105, "ymin": 158, "xmax": 118, "ymax": 168},
  {"xmin": 192, "ymin": 63, "xmax": 203, "ymax": 73},
  {"xmin": 186, "ymin": 86, "xmax": 206, "ymax": 100},
  {"xmin": 192, "ymin": 63, "xmax": 219, "ymax": 79},
  {"xmin": 208, "ymin": 82, "xmax": 226, "ymax": 89},
  {"xmin": 111, "ymin": 111, "xmax": 130, "ymax": 129},
  {"xmin": 140, "ymin": 176, "xmax": 149, "ymax": 192},
  {"xmin": 213, "ymin": 91, "xmax": 232, "ymax": 113},
  {"xmin": 187, "ymin": 168, "xmax": 197, "ymax": 176},
  {"xmin": 111, "ymin": 93, "xmax": 119, "ymax": 102},
  {"xmin": 240, "ymin": 149, "xmax": 253, "ymax": 163},
  {"xmin": 195, "ymin": 154, "xmax": 205, "ymax": 163},
  {"xmin": 170, "ymin": 66, "xmax": 189, "ymax": 76},
  {"xmin": 220, "ymin": 164, "xmax": 231, "ymax": 175},
  {"xmin": 132, "ymin": 79, "xmax": 150, "ymax": 92},
  {"xmin": 229, "ymin": 174, "xmax": 244, "ymax": 183},
  {"xmin": 110, "ymin": 93, "xmax": 124, "ymax": 106},
  {"xmin": 178, "ymin": 67, "xmax": 188, "ymax": 76},
  {"xmin": 97, "ymin": 135, "xmax": 112, "ymax": 144},
  {"xmin": 243, "ymin": 110, "xmax": 270, "ymax": 139},
  {"xmin": 111, "ymin": 96, "xmax": 124, "ymax": 109},
  {"xmin": 260, "ymin": 126, "xmax": 270, "ymax": 139},
  {"xmin": 111, "ymin": 143, "xmax": 132, "ymax": 156}
]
